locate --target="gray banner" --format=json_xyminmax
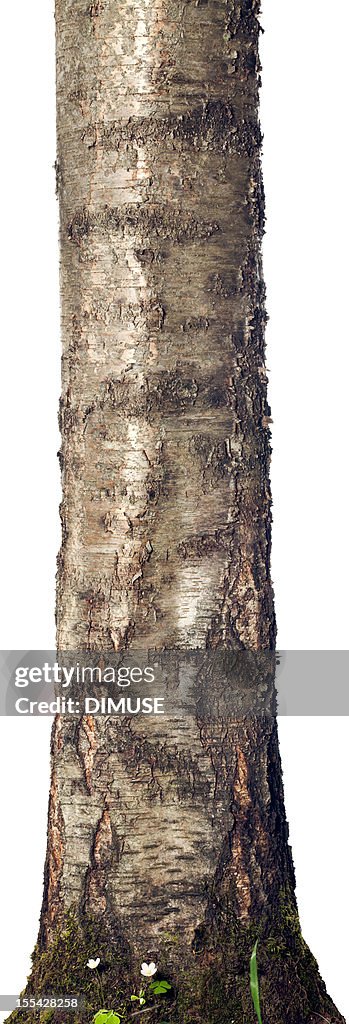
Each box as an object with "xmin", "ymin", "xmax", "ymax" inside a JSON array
[
  {"xmin": 0, "ymin": 650, "xmax": 348, "ymax": 716},
  {"xmin": 0, "ymin": 997, "xmax": 83, "ymax": 1012}
]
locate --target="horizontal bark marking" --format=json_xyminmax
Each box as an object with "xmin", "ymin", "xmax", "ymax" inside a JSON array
[
  {"xmin": 177, "ymin": 526, "xmax": 235, "ymax": 560},
  {"xmin": 63, "ymin": 299, "xmax": 250, "ymax": 352},
  {"xmin": 67, "ymin": 202, "xmax": 220, "ymax": 246},
  {"xmin": 80, "ymin": 100, "xmax": 261, "ymax": 157},
  {"xmin": 104, "ymin": 718, "xmax": 214, "ymax": 805},
  {"xmin": 61, "ymin": 365, "xmax": 268, "ymax": 431}
]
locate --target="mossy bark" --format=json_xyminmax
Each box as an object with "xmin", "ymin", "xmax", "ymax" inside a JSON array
[
  {"xmin": 10, "ymin": 891, "xmax": 344, "ymax": 1024},
  {"xmin": 7, "ymin": 1, "xmax": 344, "ymax": 1023}
]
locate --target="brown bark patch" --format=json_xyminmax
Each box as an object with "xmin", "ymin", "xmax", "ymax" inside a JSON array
[
  {"xmin": 77, "ymin": 714, "xmax": 98, "ymax": 793},
  {"xmin": 84, "ymin": 806, "xmax": 113, "ymax": 915},
  {"xmin": 43, "ymin": 768, "xmax": 65, "ymax": 945}
]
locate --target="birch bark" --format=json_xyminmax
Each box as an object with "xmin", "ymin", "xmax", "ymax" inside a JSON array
[{"xmin": 12, "ymin": 2, "xmax": 343, "ymax": 1023}]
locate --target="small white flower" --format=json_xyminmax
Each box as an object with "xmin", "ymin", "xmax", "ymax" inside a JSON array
[
  {"xmin": 140, "ymin": 962, "xmax": 157, "ymax": 978},
  {"xmin": 86, "ymin": 957, "xmax": 100, "ymax": 970}
]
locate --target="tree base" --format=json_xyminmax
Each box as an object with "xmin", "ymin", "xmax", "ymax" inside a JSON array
[{"xmin": 6, "ymin": 889, "xmax": 345, "ymax": 1024}]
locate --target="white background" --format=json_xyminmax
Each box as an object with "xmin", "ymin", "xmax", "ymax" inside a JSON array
[{"xmin": 0, "ymin": 1, "xmax": 348, "ymax": 1020}]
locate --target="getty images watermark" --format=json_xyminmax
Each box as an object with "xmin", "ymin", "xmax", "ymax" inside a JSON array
[
  {"xmin": 0, "ymin": 650, "xmax": 348, "ymax": 716},
  {"xmin": 6, "ymin": 656, "xmax": 165, "ymax": 716}
]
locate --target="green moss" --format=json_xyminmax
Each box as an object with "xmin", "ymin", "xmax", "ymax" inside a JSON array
[
  {"xmin": 6, "ymin": 908, "xmax": 132, "ymax": 1024},
  {"xmin": 174, "ymin": 886, "xmax": 341, "ymax": 1024},
  {"xmin": 5, "ymin": 890, "xmax": 343, "ymax": 1024}
]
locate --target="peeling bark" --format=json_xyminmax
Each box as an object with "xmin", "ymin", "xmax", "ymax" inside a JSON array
[{"xmin": 11, "ymin": 2, "xmax": 344, "ymax": 1023}]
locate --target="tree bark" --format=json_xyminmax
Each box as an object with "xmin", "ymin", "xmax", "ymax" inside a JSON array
[{"xmin": 12, "ymin": 2, "xmax": 344, "ymax": 1023}]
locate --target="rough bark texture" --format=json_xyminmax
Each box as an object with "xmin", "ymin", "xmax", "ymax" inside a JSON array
[{"xmin": 10, "ymin": 2, "xmax": 344, "ymax": 1023}]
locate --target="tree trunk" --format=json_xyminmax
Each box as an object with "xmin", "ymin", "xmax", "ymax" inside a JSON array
[{"xmin": 12, "ymin": 2, "xmax": 343, "ymax": 1023}]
